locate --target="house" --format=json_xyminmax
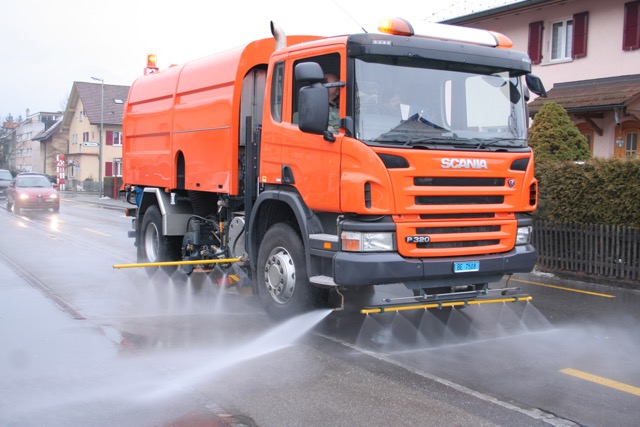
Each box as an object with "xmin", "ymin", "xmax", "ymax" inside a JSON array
[
  {"xmin": 443, "ymin": 0, "xmax": 640, "ymax": 158},
  {"xmin": 32, "ymin": 118, "xmax": 69, "ymax": 179},
  {"xmin": 6, "ymin": 111, "xmax": 63, "ymax": 173},
  {"xmin": 61, "ymin": 81, "xmax": 130, "ymax": 191}
]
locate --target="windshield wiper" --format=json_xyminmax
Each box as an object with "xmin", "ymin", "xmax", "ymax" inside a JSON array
[
  {"xmin": 473, "ymin": 137, "xmax": 527, "ymax": 149},
  {"xmin": 404, "ymin": 136, "xmax": 459, "ymax": 147}
]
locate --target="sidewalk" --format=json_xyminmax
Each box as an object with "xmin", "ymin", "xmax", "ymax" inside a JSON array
[{"xmin": 59, "ymin": 190, "xmax": 131, "ymax": 211}]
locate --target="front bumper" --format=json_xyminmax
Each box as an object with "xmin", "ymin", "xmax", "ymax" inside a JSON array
[
  {"xmin": 16, "ymin": 199, "xmax": 59, "ymax": 210},
  {"xmin": 333, "ymin": 244, "xmax": 536, "ymax": 287}
]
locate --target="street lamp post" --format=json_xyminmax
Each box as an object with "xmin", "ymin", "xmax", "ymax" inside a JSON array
[{"xmin": 91, "ymin": 76, "xmax": 104, "ymax": 197}]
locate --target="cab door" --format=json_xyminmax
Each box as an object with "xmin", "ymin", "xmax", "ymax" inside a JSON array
[{"xmin": 262, "ymin": 50, "xmax": 345, "ymax": 213}]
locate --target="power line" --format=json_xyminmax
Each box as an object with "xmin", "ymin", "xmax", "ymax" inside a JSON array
[{"xmin": 423, "ymin": 0, "xmax": 522, "ymax": 22}]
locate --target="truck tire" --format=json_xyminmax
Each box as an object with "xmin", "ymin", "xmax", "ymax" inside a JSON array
[
  {"xmin": 257, "ymin": 223, "xmax": 326, "ymax": 319},
  {"xmin": 139, "ymin": 205, "xmax": 181, "ymax": 275}
]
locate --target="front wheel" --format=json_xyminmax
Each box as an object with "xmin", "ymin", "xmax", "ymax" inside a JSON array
[{"xmin": 257, "ymin": 223, "xmax": 326, "ymax": 319}]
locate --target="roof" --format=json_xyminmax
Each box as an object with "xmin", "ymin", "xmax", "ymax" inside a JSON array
[
  {"xmin": 528, "ymin": 74, "xmax": 640, "ymax": 115},
  {"xmin": 441, "ymin": 0, "xmax": 553, "ymax": 24},
  {"xmin": 62, "ymin": 81, "xmax": 130, "ymax": 129},
  {"xmin": 33, "ymin": 118, "xmax": 63, "ymax": 141}
]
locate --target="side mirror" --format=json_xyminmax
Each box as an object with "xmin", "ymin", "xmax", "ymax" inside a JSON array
[
  {"xmin": 295, "ymin": 62, "xmax": 325, "ymax": 83},
  {"xmin": 298, "ymin": 85, "xmax": 330, "ymax": 135},
  {"xmin": 295, "ymin": 62, "xmax": 330, "ymax": 136},
  {"xmin": 525, "ymin": 74, "xmax": 547, "ymax": 98}
]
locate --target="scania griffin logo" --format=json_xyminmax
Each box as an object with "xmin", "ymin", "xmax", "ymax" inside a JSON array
[{"xmin": 441, "ymin": 158, "xmax": 488, "ymax": 169}]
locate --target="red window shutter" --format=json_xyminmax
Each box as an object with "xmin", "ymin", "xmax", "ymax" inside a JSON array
[
  {"xmin": 623, "ymin": 1, "xmax": 640, "ymax": 50},
  {"xmin": 572, "ymin": 12, "xmax": 588, "ymax": 58},
  {"xmin": 106, "ymin": 130, "xmax": 114, "ymax": 146},
  {"xmin": 105, "ymin": 161, "xmax": 113, "ymax": 177},
  {"xmin": 528, "ymin": 21, "xmax": 544, "ymax": 64}
]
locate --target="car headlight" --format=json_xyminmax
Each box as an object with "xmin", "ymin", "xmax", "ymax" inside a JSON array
[
  {"xmin": 341, "ymin": 231, "xmax": 395, "ymax": 252},
  {"xmin": 49, "ymin": 194, "xmax": 58, "ymax": 199},
  {"xmin": 18, "ymin": 193, "xmax": 30, "ymax": 200},
  {"xmin": 516, "ymin": 226, "xmax": 532, "ymax": 245}
]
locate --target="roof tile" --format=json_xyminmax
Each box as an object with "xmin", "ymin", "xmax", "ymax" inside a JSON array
[
  {"xmin": 529, "ymin": 74, "xmax": 640, "ymax": 115},
  {"xmin": 75, "ymin": 82, "xmax": 130, "ymax": 126}
]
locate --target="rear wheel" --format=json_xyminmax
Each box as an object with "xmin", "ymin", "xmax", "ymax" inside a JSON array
[
  {"xmin": 139, "ymin": 205, "xmax": 181, "ymax": 275},
  {"xmin": 257, "ymin": 223, "xmax": 326, "ymax": 319}
]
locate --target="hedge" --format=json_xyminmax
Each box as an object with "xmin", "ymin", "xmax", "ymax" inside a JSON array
[{"xmin": 535, "ymin": 158, "xmax": 640, "ymax": 227}]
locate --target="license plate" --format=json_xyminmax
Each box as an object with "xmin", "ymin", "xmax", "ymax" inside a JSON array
[{"xmin": 453, "ymin": 261, "xmax": 479, "ymax": 273}]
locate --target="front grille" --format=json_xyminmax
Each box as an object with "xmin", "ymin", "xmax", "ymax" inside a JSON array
[
  {"xmin": 415, "ymin": 177, "xmax": 505, "ymax": 187},
  {"xmin": 416, "ymin": 195, "xmax": 504, "ymax": 205},
  {"xmin": 416, "ymin": 239, "xmax": 500, "ymax": 249},
  {"xmin": 420, "ymin": 213, "xmax": 495, "ymax": 220},
  {"xmin": 417, "ymin": 225, "xmax": 500, "ymax": 234}
]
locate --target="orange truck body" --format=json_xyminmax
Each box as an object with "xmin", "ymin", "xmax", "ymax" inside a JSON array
[{"xmin": 122, "ymin": 21, "xmax": 543, "ymax": 316}]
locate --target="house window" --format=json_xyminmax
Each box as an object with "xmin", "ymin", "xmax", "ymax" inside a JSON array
[
  {"xmin": 577, "ymin": 123, "xmax": 594, "ymax": 152},
  {"xmin": 623, "ymin": 1, "xmax": 640, "ymax": 50},
  {"xmin": 106, "ymin": 130, "xmax": 123, "ymax": 146},
  {"xmin": 626, "ymin": 132, "xmax": 638, "ymax": 157},
  {"xmin": 69, "ymin": 161, "xmax": 77, "ymax": 179},
  {"xmin": 83, "ymin": 132, "xmax": 89, "ymax": 142},
  {"xmin": 113, "ymin": 158, "xmax": 123, "ymax": 177},
  {"xmin": 551, "ymin": 19, "xmax": 573, "ymax": 61}
]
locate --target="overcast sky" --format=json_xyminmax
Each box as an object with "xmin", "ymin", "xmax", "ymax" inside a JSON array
[{"xmin": 0, "ymin": 0, "xmax": 519, "ymax": 120}]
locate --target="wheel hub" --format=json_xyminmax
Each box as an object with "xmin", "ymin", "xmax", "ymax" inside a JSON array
[
  {"xmin": 144, "ymin": 223, "xmax": 160, "ymax": 262},
  {"xmin": 264, "ymin": 247, "xmax": 295, "ymax": 304}
]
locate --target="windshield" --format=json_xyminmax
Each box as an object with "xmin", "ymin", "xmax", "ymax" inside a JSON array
[
  {"xmin": 354, "ymin": 58, "xmax": 528, "ymax": 148},
  {"xmin": 0, "ymin": 170, "xmax": 12, "ymax": 181},
  {"xmin": 17, "ymin": 176, "xmax": 52, "ymax": 187}
]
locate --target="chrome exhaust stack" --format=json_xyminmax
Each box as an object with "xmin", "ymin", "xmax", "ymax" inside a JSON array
[{"xmin": 270, "ymin": 21, "xmax": 287, "ymax": 51}]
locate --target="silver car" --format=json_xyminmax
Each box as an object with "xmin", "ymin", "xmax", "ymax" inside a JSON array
[{"xmin": 0, "ymin": 169, "xmax": 13, "ymax": 199}]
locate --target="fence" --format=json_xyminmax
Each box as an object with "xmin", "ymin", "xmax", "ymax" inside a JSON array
[
  {"xmin": 533, "ymin": 221, "xmax": 640, "ymax": 282},
  {"xmin": 66, "ymin": 178, "xmax": 101, "ymax": 192},
  {"xmin": 65, "ymin": 177, "xmax": 123, "ymax": 199}
]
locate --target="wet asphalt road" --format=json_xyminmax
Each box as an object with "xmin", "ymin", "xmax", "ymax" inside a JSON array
[{"xmin": 1, "ymin": 193, "xmax": 639, "ymax": 426}]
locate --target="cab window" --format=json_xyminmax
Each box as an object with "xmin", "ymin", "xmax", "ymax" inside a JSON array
[
  {"xmin": 291, "ymin": 53, "xmax": 340, "ymax": 124},
  {"xmin": 270, "ymin": 61, "xmax": 285, "ymax": 122}
]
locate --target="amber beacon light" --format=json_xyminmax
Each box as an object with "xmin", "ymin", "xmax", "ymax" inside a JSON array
[
  {"xmin": 378, "ymin": 17, "xmax": 415, "ymax": 36},
  {"xmin": 145, "ymin": 54, "xmax": 159, "ymax": 74}
]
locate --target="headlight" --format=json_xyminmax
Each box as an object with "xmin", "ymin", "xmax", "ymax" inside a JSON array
[
  {"xmin": 49, "ymin": 194, "xmax": 58, "ymax": 199},
  {"xmin": 341, "ymin": 231, "xmax": 395, "ymax": 252},
  {"xmin": 516, "ymin": 226, "xmax": 532, "ymax": 245},
  {"xmin": 18, "ymin": 193, "xmax": 30, "ymax": 200}
]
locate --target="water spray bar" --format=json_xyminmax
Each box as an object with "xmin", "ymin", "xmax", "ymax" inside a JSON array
[
  {"xmin": 112, "ymin": 258, "xmax": 242, "ymax": 269},
  {"xmin": 360, "ymin": 295, "xmax": 533, "ymax": 314},
  {"xmin": 381, "ymin": 287, "xmax": 524, "ymax": 303}
]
